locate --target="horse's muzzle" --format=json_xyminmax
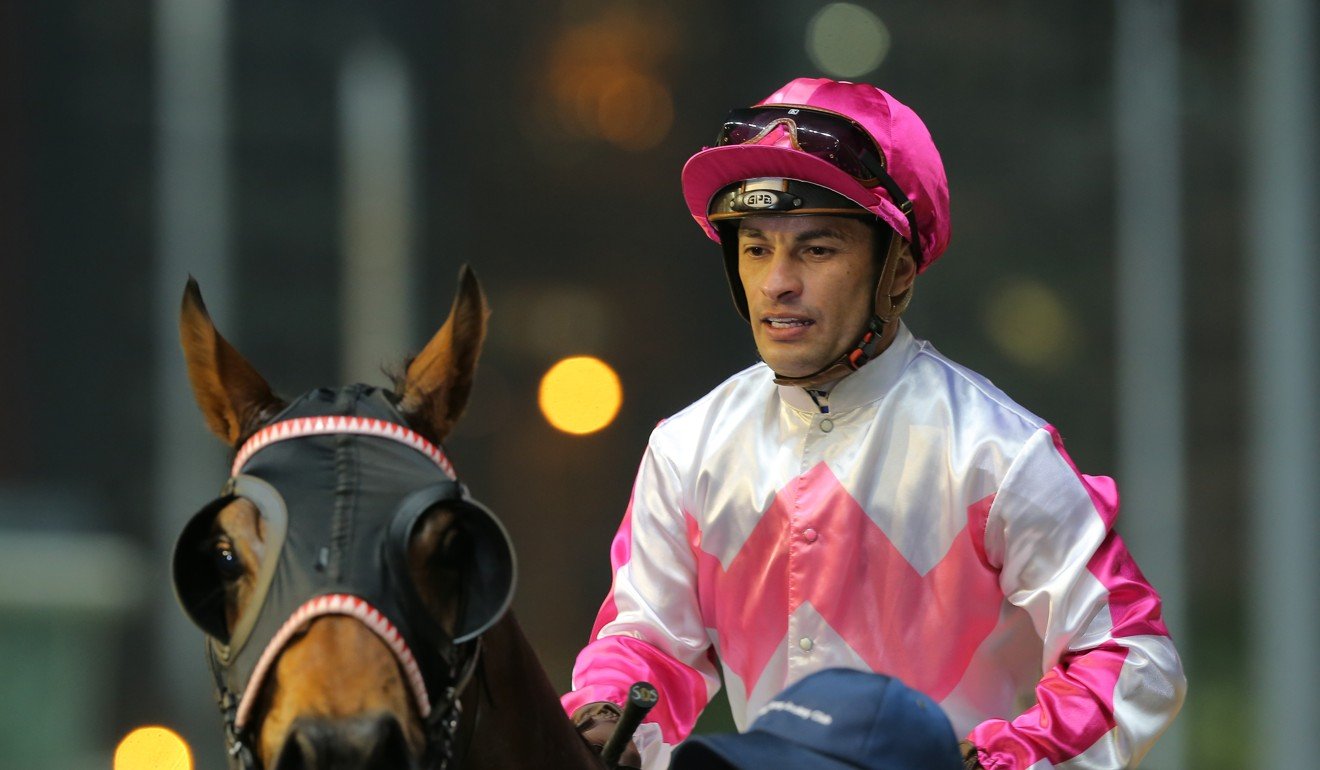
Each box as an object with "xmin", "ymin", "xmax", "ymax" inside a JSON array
[{"xmin": 272, "ymin": 711, "xmax": 416, "ymax": 770}]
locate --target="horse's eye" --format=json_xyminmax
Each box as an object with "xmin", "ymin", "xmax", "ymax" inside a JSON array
[
  {"xmin": 439, "ymin": 526, "xmax": 463, "ymax": 554},
  {"xmin": 211, "ymin": 537, "xmax": 245, "ymax": 581}
]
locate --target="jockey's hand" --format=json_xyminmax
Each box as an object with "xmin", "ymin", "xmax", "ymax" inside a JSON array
[
  {"xmin": 573, "ymin": 701, "xmax": 643, "ymax": 769},
  {"xmin": 960, "ymin": 739, "xmax": 986, "ymax": 769}
]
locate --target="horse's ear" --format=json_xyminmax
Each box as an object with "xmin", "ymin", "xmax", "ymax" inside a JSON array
[
  {"xmin": 397, "ymin": 265, "xmax": 489, "ymax": 443},
  {"xmin": 179, "ymin": 278, "xmax": 285, "ymax": 446}
]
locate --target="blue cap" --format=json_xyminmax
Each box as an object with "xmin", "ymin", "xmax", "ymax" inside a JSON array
[{"xmin": 671, "ymin": 669, "xmax": 963, "ymax": 770}]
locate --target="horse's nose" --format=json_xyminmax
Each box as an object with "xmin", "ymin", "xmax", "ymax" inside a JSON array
[{"xmin": 273, "ymin": 711, "xmax": 413, "ymax": 770}]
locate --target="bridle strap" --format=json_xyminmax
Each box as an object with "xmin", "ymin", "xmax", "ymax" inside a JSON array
[
  {"xmin": 424, "ymin": 637, "xmax": 484, "ymax": 770},
  {"xmin": 215, "ymin": 638, "xmax": 484, "ymax": 770},
  {"xmin": 233, "ymin": 415, "xmax": 458, "ymax": 479},
  {"xmin": 211, "ymin": 653, "xmax": 257, "ymax": 770}
]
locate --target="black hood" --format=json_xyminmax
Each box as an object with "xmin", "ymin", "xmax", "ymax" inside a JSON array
[{"xmin": 173, "ymin": 385, "xmax": 515, "ymax": 766}]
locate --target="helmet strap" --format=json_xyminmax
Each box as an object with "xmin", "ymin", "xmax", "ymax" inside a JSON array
[{"xmin": 771, "ymin": 233, "xmax": 912, "ymax": 388}]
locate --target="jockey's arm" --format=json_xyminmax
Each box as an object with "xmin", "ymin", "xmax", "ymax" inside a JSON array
[
  {"xmin": 562, "ymin": 437, "xmax": 720, "ymax": 769},
  {"xmin": 963, "ymin": 427, "xmax": 1186, "ymax": 769}
]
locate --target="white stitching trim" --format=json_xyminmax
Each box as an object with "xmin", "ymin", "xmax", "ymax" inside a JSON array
[
  {"xmin": 232, "ymin": 416, "xmax": 457, "ymax": 479},
  {"xmin": 233, "ymin": 593, "xmax": 432, "ymax": 730}
]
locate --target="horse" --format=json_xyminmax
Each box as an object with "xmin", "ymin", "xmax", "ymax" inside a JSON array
[{"xmin": 171, "ymin": 266, "xmax": 607, "ymax": 770}]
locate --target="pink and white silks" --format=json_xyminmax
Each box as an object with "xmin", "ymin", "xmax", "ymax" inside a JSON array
[{"xmin": 561, "ymin": 323, "xmax": 1185, "ymax": 769}]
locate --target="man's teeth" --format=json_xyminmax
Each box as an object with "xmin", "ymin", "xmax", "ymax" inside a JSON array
[{"xmin": 768, "ymin": 318, "xmax": 811, "ymax": 328}]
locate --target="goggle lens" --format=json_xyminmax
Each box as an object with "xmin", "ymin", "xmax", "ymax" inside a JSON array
[{"xmin": 716, "ymin": 107, "xmax": 887, "ymax": 185}]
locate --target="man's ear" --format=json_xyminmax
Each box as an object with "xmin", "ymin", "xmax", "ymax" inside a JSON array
[
  {"xmin": 396, "ymin": 265, "xmax": 490, "ymax": 443},
  {"xmin": 889, "ymin": 244, "xmax": 917, "ymax": 298},
  {"xmin": 875, "ymin": 238, "xmax": 916, "ymax": 321},
  {"xmin": 179, "ymin": 278, "xmax": 285, "ymax": 446}
]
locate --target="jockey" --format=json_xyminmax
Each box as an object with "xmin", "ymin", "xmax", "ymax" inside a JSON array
[{"xmin": 562, "ymin": 77, "xmax": 1185, "ymax": 770}]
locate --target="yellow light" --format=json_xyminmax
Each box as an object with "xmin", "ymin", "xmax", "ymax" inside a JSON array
[
  {"xmin": 983, "ymin": 278, "xmax": 1080, "ymax": 372},
  {"xmin": 539, "ymin": 356, "xmax": 623, "ymax": 435},
  {"xmin": 114, "ymin": 726, "xmax": 193, "ymax": 770}
]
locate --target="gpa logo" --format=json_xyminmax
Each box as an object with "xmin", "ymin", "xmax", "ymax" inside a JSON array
[{"xmin": 741, "ymin": 191, "xmax": 779, "ymax": 209}]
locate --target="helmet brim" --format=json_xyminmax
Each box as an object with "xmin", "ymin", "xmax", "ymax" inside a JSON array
[{"xmin": 681, "ymin": 143, "xmax": 914, "ymax": 246}]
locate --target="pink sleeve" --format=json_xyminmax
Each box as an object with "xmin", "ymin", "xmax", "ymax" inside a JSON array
[
  {"xmin": 561, "ymin": 443, "xmax": 719, "ymax": 753},
  {"xmin": 969, "ymin": 426, "xmax": 1186, "ymax": 769}
]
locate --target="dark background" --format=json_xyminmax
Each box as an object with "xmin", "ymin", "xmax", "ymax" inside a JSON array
[{"xmin": 0, "ymin": 1, "xmax": 1305, "ymax": 768}]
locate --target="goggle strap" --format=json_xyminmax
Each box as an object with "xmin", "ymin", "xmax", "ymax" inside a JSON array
[{"xmin": 872, "ymin": 172, "xmax": 923, "ymax": 265}]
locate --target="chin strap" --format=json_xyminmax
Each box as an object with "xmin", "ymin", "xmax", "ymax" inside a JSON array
[{"xmin": 771, "ymin": 234, "xmax": 913, "ymax": 389}]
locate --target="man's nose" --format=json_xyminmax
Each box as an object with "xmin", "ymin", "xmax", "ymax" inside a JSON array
[{"xmin": 759, "ymin": 249, "xmax": 802, "ymax": 302}]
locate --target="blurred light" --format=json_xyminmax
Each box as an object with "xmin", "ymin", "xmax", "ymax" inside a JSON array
[
  {"xmin": 983, "ymin": 278, "xmax": 1079, "ymax": 372},
  {"xmin": 806, "ymin": 4, "xmax": 891, "ymax": 79},
  {"xmin": 553, "ymin": 72, "xmax": 600, "ymax": 139},
  {"xmin": 539, "ymin": 356, "xmax": 623, "ymax": 435},
  {"xmin": 597, "ymin": 72, "xmax": 673, "ymax": 152},
  {"xmin": 533, "ymin": 7, "xmax": 677, "ymax": 152},
  {"xmin": 114, "ymin": 726, "xmax": 192, "ymax": 770}
]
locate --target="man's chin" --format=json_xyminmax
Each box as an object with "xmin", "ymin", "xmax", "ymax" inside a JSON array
[{"xmin": 757, "ymin": 348, "xmax": 833, "ymax": 380}]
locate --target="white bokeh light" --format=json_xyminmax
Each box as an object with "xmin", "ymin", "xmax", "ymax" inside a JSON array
[{"xmin": 806, "ymin": 3, "xmax": 892, "ymax": 79}]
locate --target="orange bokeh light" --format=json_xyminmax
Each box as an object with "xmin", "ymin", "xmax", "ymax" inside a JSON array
[
  {"xmin": 539, "ymin": 356, "xmax": 624, "ymax": 435},
  {"xmin": 114, "ymin": 726, "xmax": 193, "ymax": 770}
]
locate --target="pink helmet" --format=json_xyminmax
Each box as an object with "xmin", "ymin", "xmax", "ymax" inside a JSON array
[{"xmin": 681, "ymin": 78, "xmax": 951, "ymax": 271}]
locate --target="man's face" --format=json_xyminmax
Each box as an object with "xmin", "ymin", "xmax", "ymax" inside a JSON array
[{"xmin": 737, "ymin": 215, "xmax": 877, "ymax": 378}]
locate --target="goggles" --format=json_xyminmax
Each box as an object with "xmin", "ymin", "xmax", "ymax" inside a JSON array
[
  {"xmin": 717, "ymin": 105, "xmax": 889, "ymax": 184},
  {"xmin": 714, "ymin": 105, "xmax": 924, "ymax": 263}
]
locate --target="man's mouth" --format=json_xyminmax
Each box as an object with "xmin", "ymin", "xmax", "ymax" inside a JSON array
[{"xmin": 765, "ymin": 317, "xmax": 814, "ymax": 329}]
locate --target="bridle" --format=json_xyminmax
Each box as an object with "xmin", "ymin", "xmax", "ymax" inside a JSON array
[
  {"xmin": 213, "ymin": 598, "xmax": 484, "ymax": 770},
  {"xmin": 417, "ymin": 634, "xmax": 485, "ymax": 770},
  {"xmin": 173, "ymin": 385, "xmax": 517, "ymax": 770}
]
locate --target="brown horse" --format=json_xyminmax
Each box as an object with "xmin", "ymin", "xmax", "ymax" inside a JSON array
[{"xmin": 174, "ymin": 267, "xmax": 604, "ymax": 770}]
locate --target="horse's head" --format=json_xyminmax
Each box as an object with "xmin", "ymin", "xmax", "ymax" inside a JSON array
[{"xmin": 172, "ymin": 267, "xmax": 515, "ymax": 770}]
